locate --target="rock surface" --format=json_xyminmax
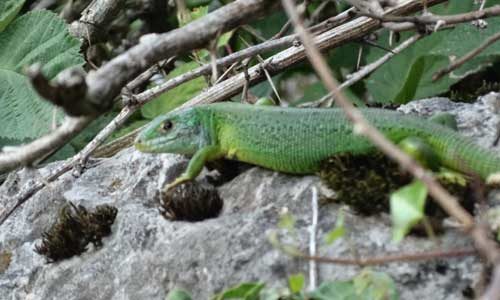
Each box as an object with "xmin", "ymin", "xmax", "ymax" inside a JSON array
[{"xmin": 1, "ymin": 94, "xmax": 499, "ymax": 299}]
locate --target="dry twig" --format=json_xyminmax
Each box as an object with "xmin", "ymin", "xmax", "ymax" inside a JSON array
[{"xmin": 282, "ymin": 1, "xmax": 500, "ymax": 299}]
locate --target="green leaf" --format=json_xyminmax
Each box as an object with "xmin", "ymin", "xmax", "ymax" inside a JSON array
[
  {"xmin": 212, "ymin": 282, "xmax": 265, "ymax": 300},
  {"xmin": 141, "ymin": 61, "xmax": 207, "ymax": 119},
  {"xmin": 288, "ymin": 273, "xmax": 305, "ymax": 294},
  {"xmin": 390, "ymin": 180, "xmax": 428, "ymax": 243},
  {"xmin": 0, "ymin": 10, "xmax": 84, "ymax": 141},
  {"xmin": 365, "ymin": 34, "xmax": 455, "ymax": 104},
  {"xmin": 0, "ymin": 0, "xmax": 25, "ymax": 32},
  {"xmin": 250, "ymin": 11, "xmax": 288, "ymax": 40},
  {"xmin": 278, "ymin": 212, "xmax": 295, "ymax": 230},
  {"xmin": 293, "ymin": 81, "xmax": 327, "ymax": 106},
  {"xmin": 197, "ymin": 30, "xmax": 234, "ymax": 59},
  {"xmin": 365, "ymin": 0, "xmax": 500, "ymax": 104},
  {"xmin": 353, "ymin": 270, "xmax": 399, "ymax": 300},
  {"xmin": 186, "ymin": 0, "xmax": 213, "ymax": 9},
  {"xmin": 310, "ymin": 281, "xmax": 358, "ymax": 300},
  {"xmin": 324, "ymin": 212, "xmax": 345, "ymax": 245},
  {"xmin": 309, "ymin": 270, "xmax": 398, "ymax": 300},
  {"xmin": 166, "ymin": 289, "xmax": 192, "ymax": 300}
]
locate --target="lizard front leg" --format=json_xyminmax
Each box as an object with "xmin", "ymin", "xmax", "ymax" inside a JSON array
[{"xmin": 164, "ymin": 145, "xmax": 222, "ymax": 191}]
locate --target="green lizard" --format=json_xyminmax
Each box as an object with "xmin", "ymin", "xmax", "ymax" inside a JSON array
[{"xmin": 134, "ymin": 102, "xmax": 500, "ymax": 189}]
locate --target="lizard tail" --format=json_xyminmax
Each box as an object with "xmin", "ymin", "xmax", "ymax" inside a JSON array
[{"xmin": 428, "ymin": 132, "xmax": 500, "ymax": 179}]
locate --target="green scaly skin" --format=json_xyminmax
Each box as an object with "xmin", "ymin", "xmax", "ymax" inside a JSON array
[{"xmin": 134, "ymin": 103, "xmax": 500, "ymax": 189}]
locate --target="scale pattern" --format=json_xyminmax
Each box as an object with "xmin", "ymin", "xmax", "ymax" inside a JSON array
[{"xmin": 194, "ymin": 103, "xmax": 500, "ymax": 179}]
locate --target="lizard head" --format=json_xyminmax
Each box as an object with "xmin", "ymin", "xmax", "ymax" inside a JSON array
[{"xmin": 134, "ymin": 107, "xmax": 205, "ymax": 155}]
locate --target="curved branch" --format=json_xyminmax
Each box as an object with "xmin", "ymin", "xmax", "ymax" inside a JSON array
[
  {"xmin": 83, "ymin": 0, "xmax": 279, "ymax": 113},
  {"xmin": 0, "ymin": 116, "xmax": 94, "ymax": 173}
]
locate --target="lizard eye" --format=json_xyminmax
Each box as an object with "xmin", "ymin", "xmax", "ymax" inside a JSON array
[{"xmin": 161, "ymin": 120, "xmax": 173, "ymax": 132}]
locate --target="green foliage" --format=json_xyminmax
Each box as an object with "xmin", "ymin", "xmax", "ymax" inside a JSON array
[
  {"xmin": 324, "ymin": 212, "xmax": 345, "ymax": 245},
  {"xmin": 172, "ymin": 269, "xmax": 398, "ymax": 300},
  {"xmin": 141, "ymin": 61, "xmax": 207, "ymax": 119},
  {"xmin": 0, "ymin": 0, "xmax": 24, "ymax": 32},
  {"xmin": 310, "ymin": 270, "xmax": 398, "ymax": 300},
  {"xmin": 390, "ymin": 180, "xmax": 427, "ymax": 242},
  {"xmin": 250, "ymin": 11, "xmax": 288, "ymax": 40},
  {"xmin": 212, "ymin": 282, "xmax": 265, "ymax": 300},
  {"xmin": 366, "ymin": 0, "xmax": 500, "ymax": 104},
  {"xmin": 186, "ymin": 0, "xmax": 213, "ymax": 9},
  {"xmin": 278, "ymin": 212, "xmax": 296, "ymax": 230},
  {"xmin": 0, "ymin": 10, "xmax": 84, "ymax": 142},
  {"xmin": 166, "ymin": 289, "xmax": 193, "ymax": 300},
  {"xmin": 288, "ymin": 274, "xmax": 305, "ymax": 294}
]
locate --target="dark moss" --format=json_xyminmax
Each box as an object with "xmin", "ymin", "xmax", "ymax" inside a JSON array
[
  {"xmin": 35, "ymin": 202, "xmax": 118, "ymax": 263},
  {"xmin": 160, "ymin": 181, "xmax": 223, "ymax": 221},
  {"xmin": 318, "ymin": 152, "xmax": 411, "ymax": 214},
  {"xmin": 318, "ymin": 152, "xmax": 474, "ymax": 219}
]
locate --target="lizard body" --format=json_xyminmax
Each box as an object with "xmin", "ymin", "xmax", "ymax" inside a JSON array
[{"xmin": 134, "ymin": 103, "xmax": 500, "ymax": 187}]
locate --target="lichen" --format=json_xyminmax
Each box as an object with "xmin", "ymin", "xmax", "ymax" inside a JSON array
[{"xmin": 35, "ymin": 202, "xmax": 118, "ymax": 263}]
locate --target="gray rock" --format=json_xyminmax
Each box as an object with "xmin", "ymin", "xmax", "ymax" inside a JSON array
[{"xmin": 1, "ymin": 95, "xmax": 499, "ymax": 300}]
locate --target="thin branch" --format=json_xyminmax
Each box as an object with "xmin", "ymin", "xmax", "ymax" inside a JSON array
[
  {"xmin": 358, "ymin": 4, "xmax": 500, "ymax": 27},
  {"xmin": 70, "ymin": 0, "xmax": 127, "ymax": 47},
  {"xmin": 0, "ymin": 116, "xmax": 94, "ymax": 173},
  {"xmin": 471, "ymin": 225, "xmax": 500, "ymax": 300},
  {"xmin": 318, "ymin": 33, "xmax": 422, "ymax": 107},
  {"xmin": 97, "ymin": 0, "xmax": 448, "ymax": 155},
  {"xmin": 433, "ymin": 32, "xmax": 500, "ymax": 81},
  {"xmin": 0, "ymin": 0, "xmax": 282, "ymax": 173},
  {"xmin": 83, "ymin": 0, "xmax": 279, "ymax": 112},
  {"xmin": 282, "ymin": 2, "xmax": 499, "ymax": 299},
  {"xmin": 181, "ymin": 0, "xmax": 448, "ymax": 109},
  {"xmin": 281, "ymin": 0, "xmax": 474, "ymax": 228},
  {"xmin": 0, "ymin": 0, "xmax": 450, "ymax": 226},
  {"xmin": 133, "ymin": 34, "xmax": 295, "ymax": 105},
  {"xmin": 302, "ymin": 248, "xmax": 477, "ymax": 266}
]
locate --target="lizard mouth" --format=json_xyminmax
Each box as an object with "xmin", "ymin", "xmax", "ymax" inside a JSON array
[
  {"xmin": 134, "ymin": 135, "xmax": 177, "ymax": 153},
  {"xmin": 134, "ymin": 134, "xmax": 158, "ymax": 152},
  {"xmin": 134, "ymin": 141, "xmax": 151, "ymax": 152}
]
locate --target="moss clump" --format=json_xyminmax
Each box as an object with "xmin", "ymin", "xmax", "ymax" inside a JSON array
[
  {"xmin": 35, "ymin": 202, "xmax": 117, "ymax": 263},
  {"xmin": 318, "ymin": 152, "xmax": 472, "ymax": 218},
  {"xmin": 319, "ymin": 152, "xmax": 410, "ymax": 214},
  {"xmin": 160, "ymin": 181, "xmax": 223, "ymax": 221}
]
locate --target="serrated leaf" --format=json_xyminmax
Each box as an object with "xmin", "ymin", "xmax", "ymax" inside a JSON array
[
  {"xmin": 288, "ymin": 273, "xmax": 305, "ymax": 294},
  {"xmin": 166, "ymin": 289, "xmax": 192, "ymax": 300},
  {"xmin": 212, "ymin": 282, "xmax": 265, "ymax": 300},
  {"xmin": 0, "ymin": 0, "xmax": 25, "ymax": 32},
  {"xmin": 0, "ymin": 10, "xmax": 84, "ymax": 141},
  {"xmin": 141, "ymin": 61, "xmax": 207, "ymax": 119},
  {"xmin": 390, "ymin": 180, "xmax": 427, "ymax": 243}
]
